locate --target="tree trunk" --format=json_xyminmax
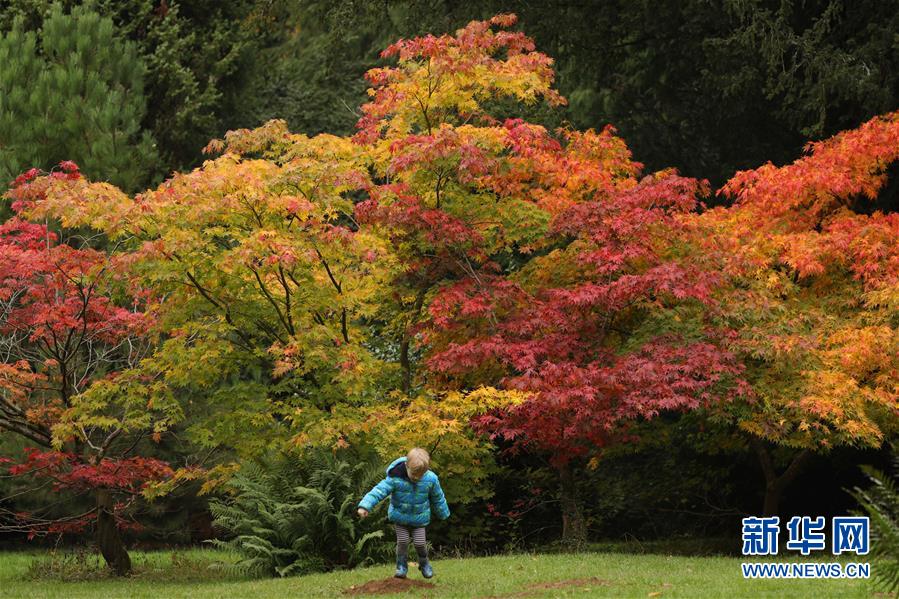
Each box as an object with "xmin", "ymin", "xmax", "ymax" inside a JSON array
[
  {"xmin": 763, "ymin": 482, "xmax": 781, "ymax": 518},
  {"xmin": 750, "ymin": 438, "xmax": 813, "ymax": 517},
  {"xmin": 559, "ymin": 463, "xmax": 587, "ymax": 548},
  {"xmin": 96, "ymin": 489, "xmax": 131, "ymax": 576}
]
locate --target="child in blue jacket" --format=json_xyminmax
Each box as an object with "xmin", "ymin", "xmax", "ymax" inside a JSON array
[{"xmin": 357, "ymin": 447, "xmax": 450, "ymax": 579}]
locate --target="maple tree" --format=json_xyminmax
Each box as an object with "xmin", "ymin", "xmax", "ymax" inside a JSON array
[
  {"xmin": 15, "ymin": 126, "xmax": 400, "ymax": 464},
  {"xmin": 695, "ymin": 111, "xmax": 899, "ymax": 515},
  {"xmin": 420, "ymin": 169, "xmax": 745, "ymax": 542},
  {"xmin": 14, "ymin": 121, "xmax": 514, "ymax": 523},
  {"xmin": 348, "ymin": 14, "xmax": 744, "ymax": 544},
  {"xmin": 0, "ymin": 167, "xmax": 177, "ymax": 574}
]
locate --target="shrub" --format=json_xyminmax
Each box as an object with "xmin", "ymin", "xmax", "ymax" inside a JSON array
[
  {"xmin": 853, "ymin": 454, "xmax": 899, "ymax": 596},
  {"xmin": 209, "ymin": 451, "xmax": 391, "ymax": 577}
]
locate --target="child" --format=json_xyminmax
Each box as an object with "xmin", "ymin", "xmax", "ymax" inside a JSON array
[{"xmin": 357, "ymin": 448, "xmax": 450, "ymax": 579}]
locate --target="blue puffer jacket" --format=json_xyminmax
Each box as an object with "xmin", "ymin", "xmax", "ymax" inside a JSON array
[{"xmin": 358, "ymin": 457, "xmax": 450, "ymax": 527}]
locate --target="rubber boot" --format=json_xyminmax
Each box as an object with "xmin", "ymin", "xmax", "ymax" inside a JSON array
[
  {"xmin": 418, "ymin": 557, "xmax": 433, "ymax": 579},
  {"xmin": 394, "ymin": 554, "xmax": 408, "ymax": 578}
]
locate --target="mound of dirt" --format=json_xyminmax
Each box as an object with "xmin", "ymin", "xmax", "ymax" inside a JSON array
[{"xmin": 344, "ymin": 577, "xmax": 436, "ymax": 595}]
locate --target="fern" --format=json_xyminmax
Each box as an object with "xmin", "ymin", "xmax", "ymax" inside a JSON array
[
  {"xmin": 208, "ymin": 451, "xmax": 391, "ymax": 578},
  {"xmin": 852, "ymin": 455, "xmax": 899, "ymax": 596}
]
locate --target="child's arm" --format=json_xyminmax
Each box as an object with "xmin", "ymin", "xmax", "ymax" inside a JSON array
[
  {"xmin": 358, "ymin": 477, "xmax": 393, "ymax": 515},
  {"xmin": 429, "ymin": 475, "xmax": 451, "ymax": 520}
]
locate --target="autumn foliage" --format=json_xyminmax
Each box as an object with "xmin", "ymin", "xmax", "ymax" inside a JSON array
[
  {"xmin": 1, "ymin": 165, "xmax": 174, "ymax": 573},
  {"xmin": 1, "ymin": 13, "xmax": 897, "ymax": 566},
  {"xmin": 702, "ymin": 112, "xmax": 899, "ymax": 447}
]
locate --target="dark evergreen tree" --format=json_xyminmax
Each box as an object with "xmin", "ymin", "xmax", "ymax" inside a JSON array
[
  {"xmin": 0, "ymin": 0, "xmax": 257, "ymax": 174},
  {"xmin": 92, "ymin": 0, "xmax": 257, "ymax": 170},
  {"xmin": 0, "ymin": 3, "xmax": 157, "ymax": 191}
]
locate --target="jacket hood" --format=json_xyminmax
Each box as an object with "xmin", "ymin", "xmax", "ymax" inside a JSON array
[{"xmin": 386, "ymin": 456, "xmax": 406, "ymax": 476}]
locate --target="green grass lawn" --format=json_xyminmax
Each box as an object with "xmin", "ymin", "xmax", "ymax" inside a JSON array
[{"xmin": 0, "ymin": 548, "xmax": 876, "ymax": 598}]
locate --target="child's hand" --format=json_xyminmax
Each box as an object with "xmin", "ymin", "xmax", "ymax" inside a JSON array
[{"xmin": 357, "ymin": 508, "xmax": 369, "ymax": 518}]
